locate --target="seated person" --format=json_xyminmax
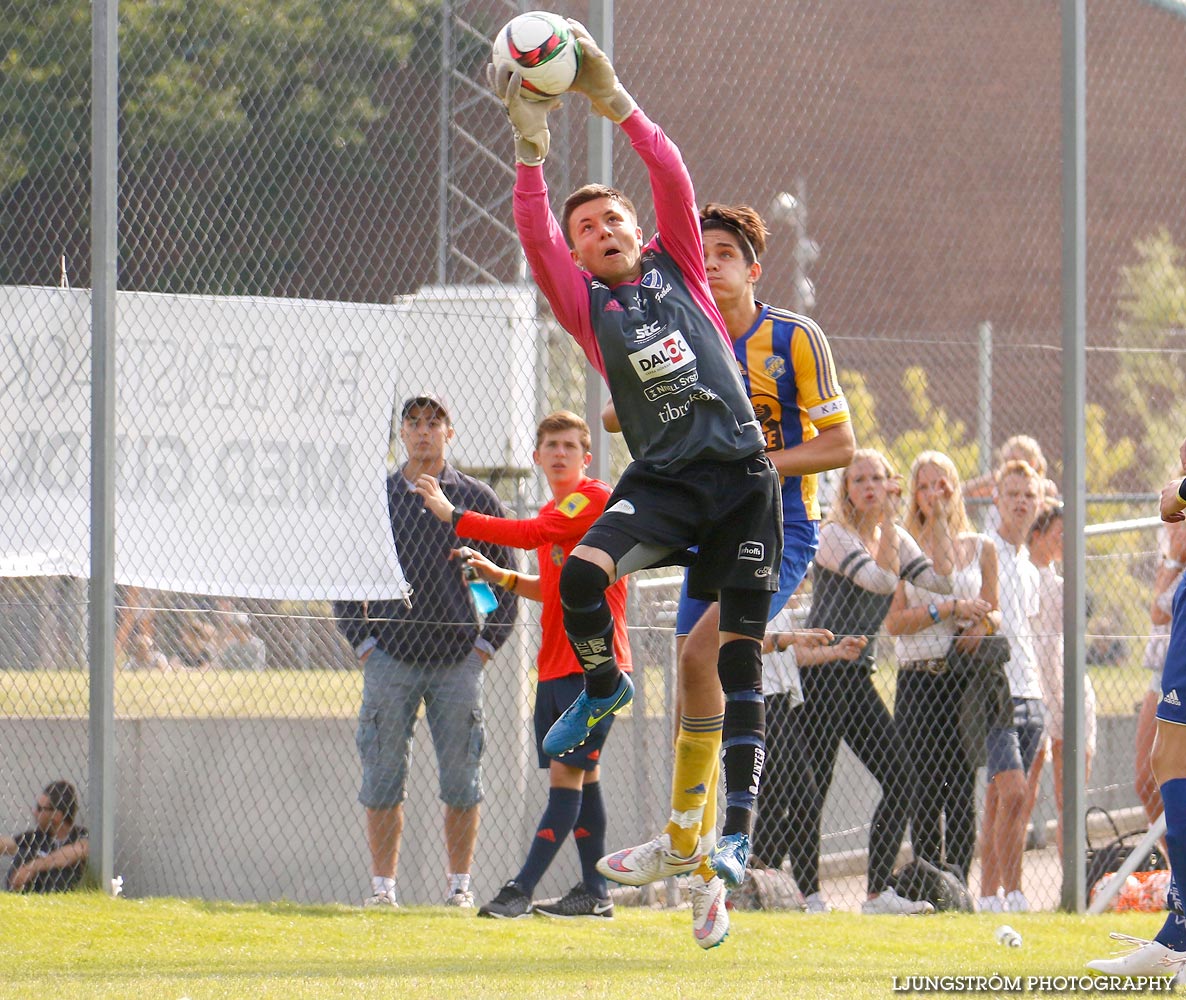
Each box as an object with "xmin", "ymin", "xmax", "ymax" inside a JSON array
[
  {"xmin": 218, "ymin": 613, "xmax": 267, "ymax": 671},
  {"xmin": 173, "ymin": 613, "xmax": 216, "ymax": 670},
  {"xmin": 2, "ymin": 780, "xmax": 89, "ymax": 893},
  {"xmin": 125, "ymin": 632, "xmax": 169, "ymax": 671}
]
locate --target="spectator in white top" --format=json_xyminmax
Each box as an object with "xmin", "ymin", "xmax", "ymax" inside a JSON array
[
  {"xmin": 885, "ymin": 450, "xmax": 1000, "ymax": 885},
  {"xmin": 1024, "ymin": 503, "xmax": 1096, "ymax": 856},
  {"xmin": 979, "ymin": 459, "xmax": 1045, "ymax": 914}
]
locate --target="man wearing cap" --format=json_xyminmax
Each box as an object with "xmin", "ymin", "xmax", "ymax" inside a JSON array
[{"xmin": 333, "ymin": 394, "xmax": 517, "ymax": 909}]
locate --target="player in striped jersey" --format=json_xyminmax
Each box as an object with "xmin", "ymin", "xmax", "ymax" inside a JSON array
[{"xmin": 598, "ymin": 204, "xmax": 854, "ymax": 929}]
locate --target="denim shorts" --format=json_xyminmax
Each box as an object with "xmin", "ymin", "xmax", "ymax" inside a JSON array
[
  {"xmin": 985, "ymin": 697, "xmax": 1046, "ymax": 779},
  {"xmin": 356, "ymin": 647, "xmax": 485, "ymax": 810}
]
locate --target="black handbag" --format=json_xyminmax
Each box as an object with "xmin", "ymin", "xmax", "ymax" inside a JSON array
[
  {"xmin": 1084, "ymin": 805, "xmax": 1167, "ymax": 894},
  {"xmin": 891, "ymin": 858, "xmax": 975, "ymax": 913},
  {"xmin": 945, "ymin": 630, "xmax": 1011, "ymax": 674},
  {"xmin": 954, "ymin": 630, "xmax": 1013, "ymax": 765}
]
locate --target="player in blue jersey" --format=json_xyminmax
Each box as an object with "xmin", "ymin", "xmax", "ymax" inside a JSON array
[
  {"xmin": 1090, "ymin": 438, "xmax": 1186, "ymax": 977},
  {"xmin": 598, "ymin": 204, "xmax": 854, "ymax": 915}
]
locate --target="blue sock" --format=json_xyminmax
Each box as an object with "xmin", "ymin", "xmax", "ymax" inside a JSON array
[
  {"xmin": 573, "ymin": 780, "xmax": 609, "ymax": 898},
  {"xmin": 514, "ymin": 787, "xmax": 582, "ymax": 896},
  {"xmin": 1156, "ymin": 777, "xmax": 1186, "ymax": 950}
]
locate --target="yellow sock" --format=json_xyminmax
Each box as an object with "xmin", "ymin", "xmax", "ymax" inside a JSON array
[
  {"xmin": 664, "ymin": 714, "xmax": 722, "ymax": 858},
  {"xmin": 694, "ymin": 757, "xmax": 721, "ymax": 879}
]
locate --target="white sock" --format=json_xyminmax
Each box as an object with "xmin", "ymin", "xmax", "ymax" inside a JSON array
[
  {"xmin": 372, "ymin": 876, "xmax": 395, "ymax": 896},
  {"xmin": 448, "ymin": 873, "xmax": 471, "ymax": 894}
]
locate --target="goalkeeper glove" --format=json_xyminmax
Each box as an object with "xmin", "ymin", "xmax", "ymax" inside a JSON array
[
  {"xmin": 566, "ymin": 19, "xmax": 637, "ymax": 123},
  {"xmin": 487, "ymin": 63, "xmax": 561, "ymax": 166}
]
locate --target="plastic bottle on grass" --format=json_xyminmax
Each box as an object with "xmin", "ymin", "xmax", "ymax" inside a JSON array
[{"xmin": 995, "ymin": 925, "xmax": 1022, "ymax": 948}]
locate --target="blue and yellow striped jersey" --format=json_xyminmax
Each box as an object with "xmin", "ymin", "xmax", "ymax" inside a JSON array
[{"xmin": 734, "ymin": 303, "xmax": 849, "ymax": 523}]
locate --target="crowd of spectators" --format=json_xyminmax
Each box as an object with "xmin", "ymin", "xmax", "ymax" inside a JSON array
[
  {"xmin": 12, "ymin": 416, "xmax": 1160, "ymax": 915},
  {"xmin": 116, "ymin": 594, "xmax": 266, "ymax": 672},
  {"xmin": 748, "ymin": 433, "xmax": 1111, "ymax": 913}
]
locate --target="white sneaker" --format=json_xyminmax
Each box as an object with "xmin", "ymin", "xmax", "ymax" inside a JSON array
[
  {"xmin": 597, "ymin": 832, "xmax": 702, "ymax": 886},
  {"xmin": 445, "ymin": 889, "xmax": 475, "ymax": 908},
  {"xmin": 1087, "ymin": 934, "xmax": 1186, "ymax": 976},
  {"xmin": 1004, "ymin": 889, "xmax": 1030, "ymax": 913},
  {"xmin": 978, "ymin": 892, "xmax": 1004, "ymax": 913},
  {"xmin": 363, "ymin": 889, "xmax": 399, "ymax": 908},
  {"xmin": 804, "ymin": 892, "xmax": 833, "ymax": 914},
  {"xmin": 861, "ymin": 888, "xmax": 935, "ymax": 915},
  {"xmin": 689, "ymin": 874, "xmax": 730, "ymax": 949}
]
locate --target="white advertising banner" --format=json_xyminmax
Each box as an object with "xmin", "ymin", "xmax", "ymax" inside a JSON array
[{"xmin": 0, "ymin": 285, "xmax": 409, "ymax": 600}]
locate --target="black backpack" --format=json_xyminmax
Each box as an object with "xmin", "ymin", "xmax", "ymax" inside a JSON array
[
  {"xmin": 891, "ymin": 858, "xmax": 975, "ymax": 912},
  {"xmin": 1085, "ymin": 806, "xmax": 1167, "ymax": 895}
]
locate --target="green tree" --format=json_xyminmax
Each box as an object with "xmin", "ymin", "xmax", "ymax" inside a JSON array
[
  {"xmin": 843, "ymin": 366, "xmax": 980, "ymax": 481},
  {"xmin": 841, "ymin": 370, "xmax": 889, "ymax": 459},
  {"xmin": 888, "ymin": 366, "xmax": 980, "ymax": 480},
  {"xmin": 0, "ymin": 0, "xmax": 442, "ymax": 294},
  {"xmin": 1111, "ymin": 228, "xmax": 1186, "ymax": 481}
]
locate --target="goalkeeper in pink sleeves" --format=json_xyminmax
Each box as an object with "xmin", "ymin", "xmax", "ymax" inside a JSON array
[{"xmin": 489, "ymin": 23, "xmax": 782, "ymax": 948}]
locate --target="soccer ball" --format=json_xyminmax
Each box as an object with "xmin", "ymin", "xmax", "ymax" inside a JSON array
[{"xmin": 491, "ymin": 11, "xmax": 582, "ymax": 102}]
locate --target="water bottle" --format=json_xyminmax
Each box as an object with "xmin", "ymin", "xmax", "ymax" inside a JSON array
[
  {"xmin": 994, "ymin": 925, "xmax": 1022, "ymax": 948},
  {"xmin": 459, "ymin": 551, "xmax": 499, "ymax": 614}
]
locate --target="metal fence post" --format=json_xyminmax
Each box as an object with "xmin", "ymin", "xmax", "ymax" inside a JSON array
[
  {"xmin": 1059, "ymin": 0, "xmax": 1087, "ymax": 914},
  {"xmin": 88, "ymin": 0, "xmax": 119, "ymax": 895}
]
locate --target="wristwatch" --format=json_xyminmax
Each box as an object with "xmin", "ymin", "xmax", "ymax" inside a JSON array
[
  {"xmin": 451, "ymin": 507, "xmax": 466, "ymax": 528},
  {"xmin": 927, "ymin": 602, "xmax": 941, "ymax": 624}
]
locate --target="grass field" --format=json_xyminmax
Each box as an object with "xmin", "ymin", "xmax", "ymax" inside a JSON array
[
  {"xmin": 0, "ymin": 659, "xmax": 1153, "ymax": 719},
  {"xmin": 0, "ymin": 893, "xmax": 1171, "ymax": 1000},
  {"xmin": 0, "ymin": 669, "xmax": 362, "ymax": 718}
]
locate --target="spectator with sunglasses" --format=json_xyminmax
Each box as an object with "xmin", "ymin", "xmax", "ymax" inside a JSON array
[{"xmin": 2, "ymin": 780, "xmax": 89, "ymax": 893}]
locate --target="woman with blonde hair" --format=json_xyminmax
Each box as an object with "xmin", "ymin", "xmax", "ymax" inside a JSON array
[
  {"xmin": 795, "ymin": 448, "xmax": 955, "ymax": 913},
  {"xmin": 886, "ymin": 451, "xmax": 1001, "ymax": 885}
]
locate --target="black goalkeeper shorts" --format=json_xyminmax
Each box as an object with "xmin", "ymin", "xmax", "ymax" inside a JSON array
[{"xmin": 580, "ymin": 451, "xmax": 783, "ymax": 601}]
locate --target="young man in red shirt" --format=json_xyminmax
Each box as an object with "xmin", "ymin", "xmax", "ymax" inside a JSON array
[{"xmin": 416, "ymin": 411, "xmax": 630, "ymax": 919}]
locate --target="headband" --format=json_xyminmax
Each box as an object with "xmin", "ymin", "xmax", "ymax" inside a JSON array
[{"xmin": 702, "ymin": 218, "xmax": 759, "ymax": 266}]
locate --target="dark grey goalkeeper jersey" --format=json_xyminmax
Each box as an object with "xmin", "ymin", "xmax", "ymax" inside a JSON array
[{"xmin": 589, "ymin": 242, "xmax": 764, "ymax": 473}]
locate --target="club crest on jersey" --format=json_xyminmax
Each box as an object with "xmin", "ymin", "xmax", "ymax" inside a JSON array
[
  {"xmin": 764, "ymin": 356, "xmax": 787, "ymax": 379},
  {"xmin": 640, "ymin": 268, "xmax": 664, "ymax": 289},
  {"xmin": 628, "ymin": 332, "xmax": 695, "ymax": 382}
]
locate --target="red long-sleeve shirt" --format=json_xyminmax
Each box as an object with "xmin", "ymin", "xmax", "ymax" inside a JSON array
[{"xmin": 456, "ymin": 476, "xmax": 631, "ymax": 682}]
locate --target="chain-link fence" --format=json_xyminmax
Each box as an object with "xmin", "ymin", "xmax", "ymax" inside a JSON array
[{"xmin": 1, "ymin": 0, "xmax": 1185, "ymax": 914}]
